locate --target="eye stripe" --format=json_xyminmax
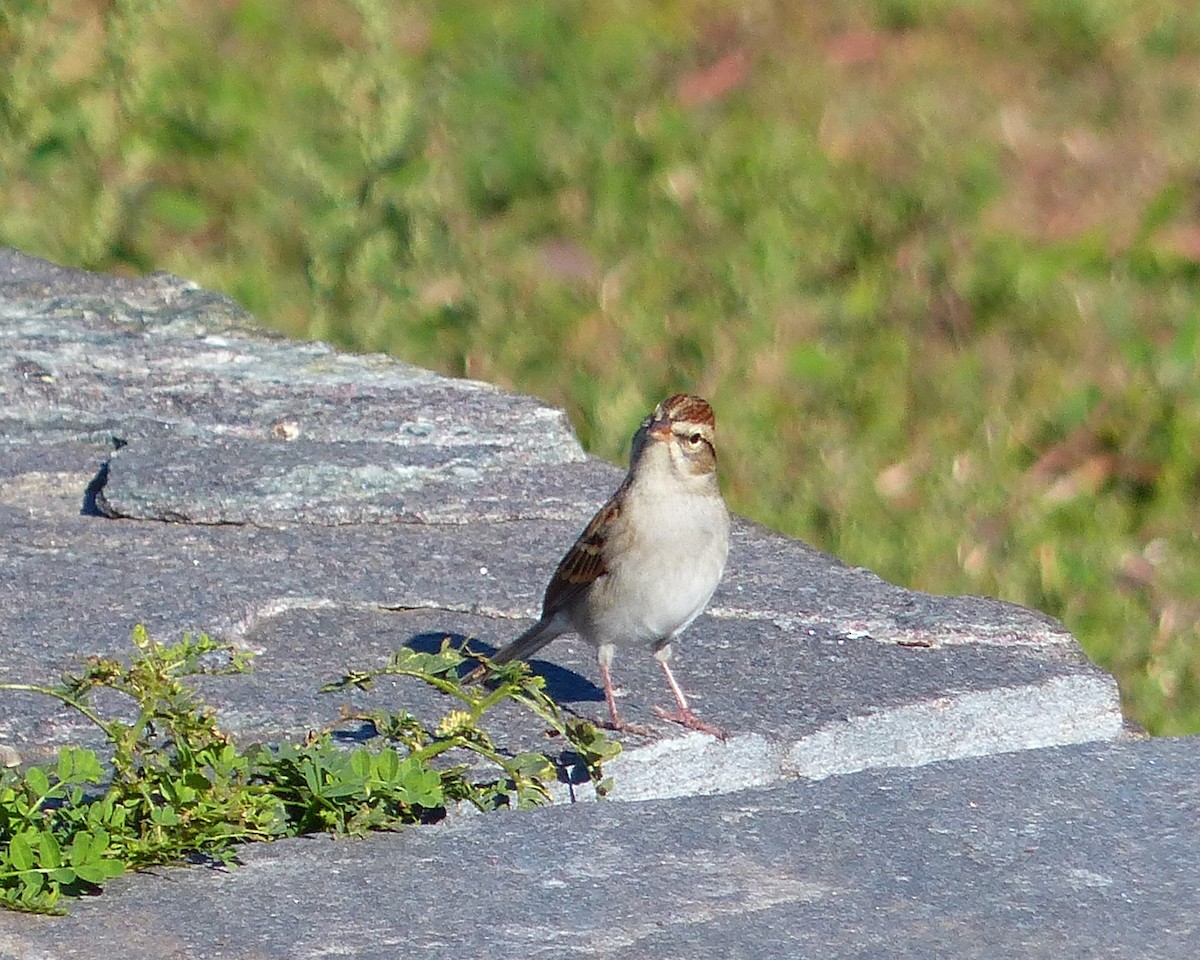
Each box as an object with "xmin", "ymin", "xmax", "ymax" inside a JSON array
[
  {"xmin": 673, "ymin": 425, "xmax": 713, "ymax": 443},
  {"xmin": 674, "ymin": 431, "xmax": 715, "ymax": 459}
]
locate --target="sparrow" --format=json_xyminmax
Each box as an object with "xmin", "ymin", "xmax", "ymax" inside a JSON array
[{"xmin": 469, "ymin": 394, "xmax": 730, "ymax": 737}]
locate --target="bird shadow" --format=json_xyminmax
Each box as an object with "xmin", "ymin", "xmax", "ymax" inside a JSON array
[{"xmin": 407, "ymin": 631, "xmax": 603, "ymax": 706}]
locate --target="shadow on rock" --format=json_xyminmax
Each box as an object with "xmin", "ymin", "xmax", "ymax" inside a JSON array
[{"xmin": 406, "ymin": 630, "xmax": 603, "ymax": 706}]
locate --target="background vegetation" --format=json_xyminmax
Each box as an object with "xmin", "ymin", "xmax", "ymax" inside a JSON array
[{"xmin": 2, "ymin": 0, "xmax": 1199, "ymax": 733}]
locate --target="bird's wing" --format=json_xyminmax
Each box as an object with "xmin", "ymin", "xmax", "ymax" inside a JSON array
[
  {"xmin": 540, "ymin": 482, "xmax": 625, "ymax": 616},
  {"xmin": 466, "ymin": 486, "xmax": 624, "ymax": 680}
]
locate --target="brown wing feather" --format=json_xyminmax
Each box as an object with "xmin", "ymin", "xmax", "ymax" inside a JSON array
[{"xmin": 540, "ymin": 481, "xmax": 626, "ymax": 616}]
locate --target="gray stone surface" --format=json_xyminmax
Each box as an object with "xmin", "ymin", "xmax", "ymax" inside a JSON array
[
  {"xmin": 0, "ymin": 248, "xmax": 1159, "ymax": 956},
  {"xmin": 0, "ymin": 253, "xmax": 1123, "ymax": 795},
  {"xmin": 4, "ymin": 738, "xmax": 1197, "ymax": 959}
]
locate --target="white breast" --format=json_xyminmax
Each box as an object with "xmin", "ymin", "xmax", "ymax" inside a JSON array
[{"xmin": 580, "ymin": 476, "xmax": 730, "ymax": 649}]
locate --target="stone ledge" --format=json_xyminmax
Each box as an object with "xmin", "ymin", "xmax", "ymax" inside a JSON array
[
  {"xmin": 4, "ymin": 738, "xmax": 1195, "ymax": 959},
  {"xmin": 0, "ymin": 248, "xmax": 1151, "ymax": 958},
  {"xmin": 1, "ymin": 248, "xmax": 1123, "ymax": 787}
]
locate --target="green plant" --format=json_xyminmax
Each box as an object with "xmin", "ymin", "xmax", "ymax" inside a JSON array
[
  {"xmin": 1, "ymin": 628, "xmax": 618, "ymax": 914},
  {"xmin": 0, "ymin": 747, "xmax": 126, "ymax": 914},
  {"xmin": 322, "ymin": 643, "xmax": 621, "ymax": 810}
]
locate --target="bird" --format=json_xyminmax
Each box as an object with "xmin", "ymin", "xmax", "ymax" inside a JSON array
[{"xmin": 468, "ymin": 394, "xmax": 730, "ymax": 737}]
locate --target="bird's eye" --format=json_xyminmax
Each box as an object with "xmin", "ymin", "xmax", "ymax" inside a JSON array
[{"xmin": 688, "ymin": 432, "xmax": 703, "ymax": 446}]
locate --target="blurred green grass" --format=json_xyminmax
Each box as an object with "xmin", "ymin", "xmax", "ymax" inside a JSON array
[{"xmin": 3, "ymin": 0, "xmax": 1199, "ymax": 732}]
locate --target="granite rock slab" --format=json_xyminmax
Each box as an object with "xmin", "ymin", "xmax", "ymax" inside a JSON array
[
  {"xmin": 0, "ymin": 248, "xmax": 1125, "ymax": 801},
  {"xmin": 3, "ymin": 738, "xmax": 1196, "ymax": 959},
  {"xmin": 0, "ymin": 246, "xmax": 1167, "ymax": 959}
]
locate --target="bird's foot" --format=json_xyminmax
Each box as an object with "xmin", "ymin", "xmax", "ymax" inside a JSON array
[
  {"xmin": 599, "ymin": 716, "xmax": 659, "ymax": 738},
  {"xmin": 652, "ymin": 706, "xmax": 728, "ymax": 740}
]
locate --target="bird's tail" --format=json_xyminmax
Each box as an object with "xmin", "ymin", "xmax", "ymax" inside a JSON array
[{"xmin": 463, "ymin": 617, "xmax": 562, "ymax": 683}]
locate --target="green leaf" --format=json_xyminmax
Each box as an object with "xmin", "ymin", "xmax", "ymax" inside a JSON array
[
  {"xmin": 18, "ymin": 871, "xmax": 44, "ymax": 897},
  {"xmin": 53, "ymin": 749, "xmax": 74, "ymax": 782},
  {"xmin": 69, "ymin": 830, "xmax": 95, "ymax": 865},
  {"xmin": 394, "ymin": 757, "xmax": 443, "ymax": 808},
  {"xmin": 86, "ymin": 795, "xmax": 121, "ymax": 828},
  {"xmin": 374, "ymin": 748, "xmax": 400, "ymax": 783},
  {"xmin": 349, "ymin": 749, "xmax": 372, "ymax": 779},
  {"xmin": 388, "ymin": 646, "xmax": 460, "ymax": 677},
  {"xmin": 8, "ymin": 832, "xmax": 35, "ymax": 871},
  {"xmin": 508, "ymin": 752, "xmax": 555, "ymax": 779},
  {"xmin": 73, "ymin": 748, "xmax": 105, "ymax": 783},
  {"xmin": 302, "ymin": 763, "xmax": 325, "ymax": 795},
  {"xmin": 52, "ymin": 744, "xmax": 104, "ymax": 782},
  {"xmin": 169, "ymin": 782, "xmax": 198, "ymax": 805},
  {"xmin": 150, "ymin": 806, "xmax": 180, "ymax": 827},
  {"xmin": 38, "ymin": 833, "xmax": 62, "ymax": 869},
  {"xmin": 321, "ymin": 779, "xmax": 369, "ymax": 799},
  {"xmin": 24, "ymin": 767, "xmax": 50, "ymax": 799},
  {"xmin": 74, "ymin": 859, "xmax": 124, "ymax": 885}
]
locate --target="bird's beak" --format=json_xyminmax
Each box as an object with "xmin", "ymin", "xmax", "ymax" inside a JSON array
[{"xmin": 648, "ymin": 415, "xmax": 672, "ymax": 441}]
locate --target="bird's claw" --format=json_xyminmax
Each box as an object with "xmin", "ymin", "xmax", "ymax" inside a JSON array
[
  {"xmin": 600, "ymin": 716, "xmax": 659, "ymax": 738},
  {"xmin": 652, "ymin": 706, "xmax": 728, "ymax": 740}
]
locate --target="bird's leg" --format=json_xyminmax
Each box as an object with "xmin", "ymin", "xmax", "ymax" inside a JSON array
[
  {"xmin": 652, "ymin": 647, "xmax": 728, "ymax": 740},
  {"xmin": 657, "ymin": 648, "xmax": 691, "ymax": 711},
  {"xmin": 597, "ymin": 657, "xmax": 625, "ymax": 729},
  {"xmin": 596, "ymin": 647, "xmax": 656, "ymax": 737}
]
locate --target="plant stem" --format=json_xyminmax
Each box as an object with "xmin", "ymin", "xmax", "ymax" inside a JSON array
[{"xmin": 0, "ymin": 683, "xmax": 114, "ymax": 738}]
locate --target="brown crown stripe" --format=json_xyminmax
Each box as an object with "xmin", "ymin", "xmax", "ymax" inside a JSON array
[{"xmin": 659, "ymin": 394, "xmax": 716, "ymax": 429}]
